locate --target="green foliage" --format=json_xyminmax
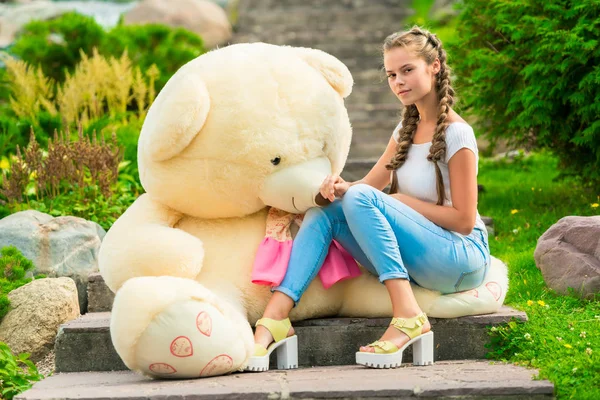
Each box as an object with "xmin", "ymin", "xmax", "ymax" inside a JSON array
[
  {"xmin": 449, "ymin": 0, "xmax": 600, "ymax": 186},
  {"xmin": 0, "ymin": 129, "xmax": 143, "ymax": 230},
  {"xmin": 102, "ymin": 24, "xmax": 204, "ymax": 89},
  {"xmin": 0, "ymin": 342, "xmax": 43, "ymax": 400},
  {"xmin": 9, "ymin": 12, "xmax": 205, "ymax": 90},
  {"xmin": 0, "ymin": 246, "xmax": 36, "ymax": 320},
  {"xmin": 478, "ymin": 151, "xmax": 600, "ymax": 399},
  {"xmin": 10, "ymin": 13, "xmax": 105, "ymax": 83}
]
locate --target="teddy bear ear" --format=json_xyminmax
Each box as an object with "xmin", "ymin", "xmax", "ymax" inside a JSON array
[
  {"xmin": 291, "ymin": 47, "xmax": 354, "ymax": 98},
  {"xmin": 140, "ymin": 72, "xmax": 211, "ymax": 161}
]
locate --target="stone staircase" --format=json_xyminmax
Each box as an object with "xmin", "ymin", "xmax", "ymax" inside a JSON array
[
  {"xmin": 17, "ymin": 272, "xmax": 555, "ymax": 399},
  {"xmin": 233, "ymin": 0, "xmax": 409, "ymax": 180}
]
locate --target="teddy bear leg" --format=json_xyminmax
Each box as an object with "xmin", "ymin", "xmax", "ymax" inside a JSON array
[{"xmin": 110, "ymin": 276, "xmax": 254, "ymax": 379}]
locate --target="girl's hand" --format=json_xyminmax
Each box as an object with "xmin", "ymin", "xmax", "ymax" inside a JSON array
[{"xmin": 320, "ymin": 175, "xmax": 348, "ymax": 202}]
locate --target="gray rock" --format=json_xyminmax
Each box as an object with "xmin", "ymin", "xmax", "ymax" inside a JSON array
[
  {"xmin": 534, "ymin": 215, "xmax": 600, "ymax": 298},
  {"xmin": 0, "ymin": 210, "xmax": 106, "ymax": 313},
  {"xmin": 123, "ymin": 0, "xmax": 232, "ymax": 49},
  {"xmin": 0, "ymin": 277, "xmax": 79, "ymax": 362}
]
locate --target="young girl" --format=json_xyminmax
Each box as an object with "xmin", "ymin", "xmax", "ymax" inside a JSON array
[{"xmin": 246, "ymin": 26, "xmax": 490, "ymax": 371}]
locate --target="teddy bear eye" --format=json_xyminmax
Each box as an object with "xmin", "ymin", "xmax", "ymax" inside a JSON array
[{"xmin": 270, "ymin": 156, "xmax": 281, "ymax": 166}]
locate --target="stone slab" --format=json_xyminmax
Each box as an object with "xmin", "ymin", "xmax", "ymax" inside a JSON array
[
  {"xmin": 54, "ymin": 307, "xmax": 527, "ymax": 373},
  {"xmin": 87, "ymin": 273, "xmax": 115, "ymax": 312},
  {"xmin": 17, "ymin": 361, "xmax": 554, "ymax": 400}
]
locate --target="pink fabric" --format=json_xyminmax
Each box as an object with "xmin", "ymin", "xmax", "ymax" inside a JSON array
[
  {"xmin": 251, "ymin": 208, "xmax": 362, "ymax": 288},
  {"xmin": 251, "ymin": 238, "xmax": 293, "ymax": 286},
  {"xmin": 318, "ymin": 240, "xmax": 362, "ymax": 289}
]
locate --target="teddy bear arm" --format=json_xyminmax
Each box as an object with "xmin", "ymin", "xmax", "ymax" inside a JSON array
[{"xmin": 99, "ymin": 194, "xmax": 204, "ymax": 292}]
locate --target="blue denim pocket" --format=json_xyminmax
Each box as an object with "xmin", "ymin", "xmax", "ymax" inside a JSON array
[{"xmin": 454, "ymin": 262, "xmax": 487, "ymax": 292}]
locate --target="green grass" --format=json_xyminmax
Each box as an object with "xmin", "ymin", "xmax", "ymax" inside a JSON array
[{"xmin": 478, "ymin": 151, "xmax": 600, "ymax": 399}]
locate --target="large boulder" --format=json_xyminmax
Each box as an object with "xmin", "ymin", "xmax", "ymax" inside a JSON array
[
  {"xmin": 123, "ymin": 0, "xmax": 232, "ymax": 49},
  {"xmin": 0, "ymin": 277, "xmax": 79, "ymax": 362},
  {"xmin": 0, "ymin": 210, "xmax": 106, "ymax": 313},
  {"xmin": 534, "ymin": 215, "xmax": 600, "ymax": 298}
]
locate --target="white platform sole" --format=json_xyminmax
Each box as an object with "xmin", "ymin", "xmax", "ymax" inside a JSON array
[
  {"xmin": 245, "ymin": 335, "xmax": 298, "ymax": 372},
  {"xmin": 355, "ymin": 331, "xmax": 434, "ymax": 369}
]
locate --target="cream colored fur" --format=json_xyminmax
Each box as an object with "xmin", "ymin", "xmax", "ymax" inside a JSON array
[{"xmin": 99, "ymin": 43, "xmax": 508, "ymax": 379}]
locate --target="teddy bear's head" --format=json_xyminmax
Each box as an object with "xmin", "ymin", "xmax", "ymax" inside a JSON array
[{"xmin": 137, "ymin": 43, "xmax": 353, "ymax": 218}]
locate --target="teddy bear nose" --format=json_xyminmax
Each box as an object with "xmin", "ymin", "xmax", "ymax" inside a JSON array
[{"xmin": 315, "ymin": 193, "xmax": 332, "ymax": 206}]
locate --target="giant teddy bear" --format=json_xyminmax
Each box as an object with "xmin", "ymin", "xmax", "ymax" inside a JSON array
[{"xmin": 98, "ymin": 43, "xmax": 508, "ymax": 379}]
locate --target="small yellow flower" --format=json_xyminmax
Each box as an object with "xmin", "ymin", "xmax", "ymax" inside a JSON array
[
  {"xmin": 564, "ymin": 344, "xmax": 572, "ymax": 349},
  {"xmin": 531, "ymin": 187, "xmax": 535, "ymax": 191},
  {"xmin": 527, "ymin": 300, "xmax": 534, "ymax": 306},
  {"xmin": 592, "ymin": 203, "xmax": 599, "ymax": 209},
  {"xmin": 511, "ymin": 209, "xmax": 519, "ymax": 215},
  {"xmin": 537, "ymin": 300, "xmax": 545, "ymax": 306},
  {"xmin": 0, "ymin": 157, "xmax": 9, "ymax": 170},
  {"xmin": 523, "ymin": 279, "xmax": 527, "ymax": 284}
]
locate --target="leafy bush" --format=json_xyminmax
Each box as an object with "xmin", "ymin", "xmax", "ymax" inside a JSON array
[
  {"xmin": 449, "ymin": 0, "xmax": 600, "ymax": 185},
  {"xmin": 102, "ymin": 24, "xmax": 204, "ymax": 89},
  {"xmin": 9, "ymin": 13, "xmax": 105, "ymax": 83},
  {"xmin": 0, "ymin": 245, "xmax": 37, "ymax": 320},
  {"xmin": 0, "ymin": 129, "xmax": 142, "ymax": 230},
  {"xmin": 0, "ymin": 341, "xmax": 43, "ymax": 400},
  {"xmin": 9, "ymin": 12, "xmax": 205, "ymax": 90},
  {"xmin": 0, "ymin": 50, "xmax": 154, "ymax": 164}
]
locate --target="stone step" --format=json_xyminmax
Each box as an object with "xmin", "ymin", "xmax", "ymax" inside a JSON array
[
  {"xmin": 54, "ymin": 308, "xmax": 526, "ymax": 373},
  {"xmin": 345, "ymin": 86, "xmax": 398, "ymax": 107},
  {"xmin": 348, "ymin": 103, "xmax": 402, "ymax": 121},
  {"xmin": 236, "ymin": 9, "xmax": 411, "ymax": 31},
  {"xmin": 233, "ymin": 29, "xmax": 392, "ymax": 47},
  {"xmin": 17, "ymin": 361, "xmax": 554, "ymax": 400},
  {"xmin": 237, "ymin": 0, "xmax": 411, "ymax": 12}
]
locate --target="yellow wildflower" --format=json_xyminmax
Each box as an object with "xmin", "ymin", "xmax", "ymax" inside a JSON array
[
  {"xmin": 0, "ymin": 157, "xmax": 9, "ymax": 170},
  {"xmin": 537, "ymin": 300, "xmax": 546, "ymax": 306},
  {"xmin": 527, "ymin": 300, "xmax": 534, "ymax": 306},
  {"xmin": 564, "ymin": 344, "xmax": 572, "ymax": 349},
  {"xmin": 592, "ymin": 203, "xmax": 599, "ymax": 209},
  {"xmin": 511, "ymin": 209, "xmax": 519, "ymax": 215}
]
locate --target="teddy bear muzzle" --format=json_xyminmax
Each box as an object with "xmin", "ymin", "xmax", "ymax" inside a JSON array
[{"xmin": 259, "ymin": 157, "xmax": 332, "ymax": 213}]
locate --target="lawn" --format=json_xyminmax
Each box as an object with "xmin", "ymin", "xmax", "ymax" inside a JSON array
[{"xmin": 478, "ymin": 151, "xmax": 599, "ymax": 399}]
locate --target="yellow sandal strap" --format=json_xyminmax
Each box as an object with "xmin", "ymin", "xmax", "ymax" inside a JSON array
[
  {"xmin": 255, "ymin": 317, "xmax": 292, "ymax": 343},
  {"xmin": 390, "ymin": 312, "xmax": 428, "ymax": 340},
  {"xmin": 366, "ymin": 340, "xmax": 399, "ymax": 354}
]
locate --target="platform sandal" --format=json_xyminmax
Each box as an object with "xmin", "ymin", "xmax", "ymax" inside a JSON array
[
  {"xmin": 355, "ymin": 312, "xmax": 434, "ymax": 369},
  {"xmin": 245, "ymin": 317, "xmax": 298, "ymax": 372}
]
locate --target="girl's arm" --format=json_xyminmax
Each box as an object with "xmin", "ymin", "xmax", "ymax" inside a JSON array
[
  {"xmin": 322, "ymin": 137, "xmax": 397, "ymax": 201},
  {"xmin": 390, "ymin": 148, "xmax": 478, "ymax": 235},
  {"xmin": 358, "ymin": 136, "xmax": 399, "ymax": 190}
]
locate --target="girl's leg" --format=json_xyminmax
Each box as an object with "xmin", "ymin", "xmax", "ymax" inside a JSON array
[
  {"xmin": 341, "ymin": 184, "xmax": 489, "ymax": 351},
  {"xmin": 254, "ymin": 201, "xmax": 376, "ymax": 349}
]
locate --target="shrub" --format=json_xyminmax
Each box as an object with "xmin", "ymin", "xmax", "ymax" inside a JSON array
[
  {"xmin": 0, "ymin": 245, "xmax": 37, "ymax": 320},
  {"xmin": 449, "ymin": 0, "xmax": 600, "ymax": 185},
  {"xmin": 0, "ymin": 341, "xmax": 43, "ymax": 400},
  {"xmin": 9, "ymin": 12, "xmax": 105, "ymax": 83},
  {"xmin": 0, "ymin": 128, "xmax": 142, "ymax": 229},
  {"xmin": 0, "ymin": 50, "xmax": 154, "ymax": 164},
  {"xmin": 9, "ymin": 13, "xmax": 205, "ymax": 90},
  {"xmin": 102, "ymin": 24, "xmax": 204, "ymax": 89}
]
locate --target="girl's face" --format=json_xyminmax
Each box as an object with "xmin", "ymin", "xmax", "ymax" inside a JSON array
[{"xmin": 383, "ymin": 46, "xmax": 440, "ymax": 106}]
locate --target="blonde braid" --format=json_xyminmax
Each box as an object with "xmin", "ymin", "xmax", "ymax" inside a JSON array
[
  {"xmin": 426, "ymin": 32, "xmax": 454, "ymax": 205},
  {"xmin": 386, "ymin": 104, "xmax": 419, "ymax": 194}
]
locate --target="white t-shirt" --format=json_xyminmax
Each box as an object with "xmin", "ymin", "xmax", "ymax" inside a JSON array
[{"xmin": 391, "ymin": 121, "xmax": 487, "ymax": 235}]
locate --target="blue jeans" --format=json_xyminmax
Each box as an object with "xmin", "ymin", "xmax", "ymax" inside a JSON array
[{"xmin": 274, "ymin": 184, "xmax": 490, "ymax": 303}]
